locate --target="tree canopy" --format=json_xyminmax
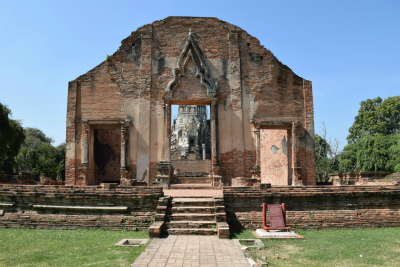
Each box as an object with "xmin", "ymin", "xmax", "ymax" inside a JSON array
[
  {"xmin": 0, "ymin": 103, "xmax": 65, "ymax": 179},
  {"xmin": 15, "ymin": 128, "xmax": 65, "ymax": 179},
  {"xmin": 0, "ymin": 103, "xmax": 25, "ymax": 173},
  {"xmin": 347, "ymin": 96, "xmax": 400, "ymax": 143},
  {"xmin": 339, "ymin": 96, "xmax": 400, "ymax": 173}
]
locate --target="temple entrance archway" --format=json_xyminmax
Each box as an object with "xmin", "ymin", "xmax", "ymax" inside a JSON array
[{"xmin": 162, "ymin": 101, "xmax": 219, "ymax": 188}]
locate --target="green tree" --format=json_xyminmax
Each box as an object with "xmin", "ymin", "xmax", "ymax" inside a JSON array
[
  {"xmin": 15, "ymin": 128, "xmax": 65, "ymax": 180},
  {"xmin": 315, "ymin": 134, "xmax": 331, "ymax": 182},
  {"xmin": 347, "ymin": 96, "xmax": 400, "ymax": 143},
  {"xmin": 315, "ymin": 129, "xmax": 340, "ymax": 182},
  {"xmin": 0, "ymin": 103, "xmax": 25, "ymax": 173},
  {"xmin": 33, "ymin": 143, "xmax": 65, "ymax": 179},
  {"xmin": 340, "ymin": 96, "xmax": 400, "ymax": 173}
]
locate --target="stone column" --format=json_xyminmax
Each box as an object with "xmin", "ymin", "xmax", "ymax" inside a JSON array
[
  {"xmin": 210, "ymin": 100, "xmax": 222, "ymax": 187},
  {"xmin": 83, "ymin": 141, "xmax": 89, "ymax": 166},
  {"xmin": 120, "ymin": 122, "xmax": 126, "ymax": 171},
  {"xmin": 250, "ymin": 127, "xmax": 261, "ymax": 181},
  {"xmin": 154, "ymin": 102, "xmax": 170, "ymax": 188},
  {"xmin": 165, "ymin": 103, "xmax": 171, "ymax": 162},
  {"xmin": 202, "ymin": 143, "xmax": 206, "ymax": 160},
  {"xmin": 120, "ymin": 121, "xmax": 132, "ymax": 186},
  {"xmin": 210, "ymin": 100, "xmax": 218, "ymax": 165},
  {"xmin": 292, "ymin": 122, "xmax": 303, "ymax": 186},
  {"xmin": 82, "ymin": 121, "xmax": 89, "ymax": 166},
  {"xmin": 161, "ymin": 103, "xmax": 167, "ymax": 161},
  {"xmin": 254, "ymin": 129, "xmax": 260, "ymax": 167},
  {"xmin": 78, "ymin": 121, "xmax": 89, "ymax": 186}
]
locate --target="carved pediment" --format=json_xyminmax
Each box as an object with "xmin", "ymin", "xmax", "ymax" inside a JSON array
[{"xmin": 166, "ymin": 32, "xmax": 218, "ymax": 97}]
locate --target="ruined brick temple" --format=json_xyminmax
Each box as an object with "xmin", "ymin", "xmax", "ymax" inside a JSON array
[
  {"xmin": 1, "ymin": 17, "xmax": 399, "ymax": 235},
  {"xmin": 65, "ymin": 16, "xmax": 316, "ymax": 187}
]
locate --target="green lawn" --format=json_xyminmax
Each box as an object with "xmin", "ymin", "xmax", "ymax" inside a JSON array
[
  {"xmin": 1, "ymin": 228, "xmax": 399, "ymax": 266},
  {"xmin": 232, "ymin": 228, "xmax": 400, "ymax": 267},
  {"xmin": 0, "ymin": 229, "xmax": 149, "ymax": 267}
]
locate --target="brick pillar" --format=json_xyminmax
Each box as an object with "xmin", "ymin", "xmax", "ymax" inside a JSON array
[
  {"xmin": 254, "ymin": 129, "xmax": 260, "ymax": 167},
  {"xmin": 303, "ymin": 80, "xmax": 316, "ymax": 185},
  {"xmin": 165, "ymin": 103, "xmax": 171, "ymax": 162},
  {"xmin": 135, "ymin": 31, "xmax": 152, "ymax": 184},
  {"xmin": 292, "ymin": 122, "xmax": 303, "ymax": 186},
  {"xmin": 210, "ymin": 100, "xmax": 218, "ymax": 166},
  {"xmin": 154, "ymin": 102, "xmax": 170, "ymax": 188},
  {"xmin": 82, "ymin": 122, "xmax": 89, "ymax": 166},
  {"xmin": 65, "ymin": 81, "xmax": 78, "ymax": 186},
  {"xmin": 120, "ymin": 123, "xmax": 126, "ymax": 171},
  {"xmin": 78, "ymin": 121, "xmax": 89, "ymax": 186},
  {"xmin": 251, "ymin": 127, "xmax": 261, "ymax": 181},
  {"xmin": 120, "ymin": 121, "xmax": 131, "ymax": 186},
  {"xmin": 211, "ymin": 100, "xmax": 222, "ymax": 186},
  {"xmin": 228, "ymin": 31, "xmax": 245, "ymax": 178}
]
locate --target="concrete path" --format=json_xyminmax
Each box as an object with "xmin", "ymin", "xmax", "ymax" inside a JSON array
[{"xmin": 131, "ymin": 235, "xmax": 250, "ymax": 267}]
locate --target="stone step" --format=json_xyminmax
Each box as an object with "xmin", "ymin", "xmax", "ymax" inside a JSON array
[
  {"xmin": 165, "ymin": 220, "xmax": 216, "ymax": 229},
  {"xmin": 171, "ymin": 206, "xmax": 215, "ymax": 214},
  {"xmin": 172, "ymin": 197, "xmax": 215, "ymax": 207},
  {"xmin": 215, "ymin": 213, "xmax": 227, "ymax": 222},
  {"xmin": 168, "ymin": 228, "xmax": 216, "ymax": 235},
  {"xmin": 169, "ymin": 184, "xmax": 215, "ymax": 190},
  {"xmin": 156, "ymin": 206, "xmax": 168, "ymax": 213},
  {"xmin": 168, "ymin": 213, "xmax": 215, "ymax": 221},
  {"xmin": 169, "ymin": 205, "xmax": 225, "ymax": 214},
  {"xmin": 171, "ymin": 177, "xmax": 211, "ymax": 184},
  {"xmin": 155, "ymin": 214, "xmax": 166, "ymax": 221}
]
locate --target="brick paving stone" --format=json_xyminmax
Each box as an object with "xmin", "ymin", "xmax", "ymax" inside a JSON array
[{"xmin": 131, "ymin": 235, "xmax": 249, "ymax": 267}]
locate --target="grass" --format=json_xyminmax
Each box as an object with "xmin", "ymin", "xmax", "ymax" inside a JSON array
[
  {"xmin": 0, "ymin": 228, "xmax": 149, "ymax": 267},
  {"xmin": 2, "ymin": 227, "xmax": 399, "ymax": 266},
  {"xmin": 232, "ymin": 228, "xmax": 400, "ymax": 267}
]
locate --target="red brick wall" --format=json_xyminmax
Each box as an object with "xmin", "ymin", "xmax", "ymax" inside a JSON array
[
  {"xmin": 223, "ymin": 185, "xmax": 400, "ymax": 230},
  {"xmin": 0, "ymin": 185, "xmax": 163, "ymax": 230},
  {"xmin": 1, "ymin": 184, "xmax": 399, "ymax": 231}
]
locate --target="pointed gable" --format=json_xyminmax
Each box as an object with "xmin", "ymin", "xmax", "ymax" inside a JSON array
[{"xmin": 166, "ymin": 32, "xmax": 218, "ymax": 98}]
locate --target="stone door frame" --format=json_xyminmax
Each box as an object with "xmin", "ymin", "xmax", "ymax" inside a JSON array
[
  {"xmin": 81, "ymin": 119, "xmax": 129, "ymax": 185},
  {"xmin": 162, "ymin": 100, "xmax": 219, "ymax": 186}
]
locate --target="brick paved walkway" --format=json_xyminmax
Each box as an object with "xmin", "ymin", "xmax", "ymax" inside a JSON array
[{"xmin": 131, "ymin": 235, "xmax": 250, "ymax": 267}]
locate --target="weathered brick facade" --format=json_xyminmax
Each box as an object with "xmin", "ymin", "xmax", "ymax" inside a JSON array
[{"xmin": 66, "ymin": 17, "xmax": 315, "ymax": 187}]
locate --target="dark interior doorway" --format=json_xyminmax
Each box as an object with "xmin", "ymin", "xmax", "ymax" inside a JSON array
[{"xmin": 93, "ymin": 128, "xmax": 121, "ymax": 184}]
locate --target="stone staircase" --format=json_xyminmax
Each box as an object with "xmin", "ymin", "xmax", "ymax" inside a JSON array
[
  {"xmin": 149, "ymin": 195, "xmax": 229, "ymax": 238},
  {"xmin": 169, "ymin": 172, "xmax": 223, "ymax": 189}
]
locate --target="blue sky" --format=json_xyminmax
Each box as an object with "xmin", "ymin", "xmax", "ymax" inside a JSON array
[{"xmin": 1, "ymin": 0, "xmax": 399, "ymax": 150}]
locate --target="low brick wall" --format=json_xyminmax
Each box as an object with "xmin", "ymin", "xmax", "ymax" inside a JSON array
[
  {"xmin": 2, "ymin": 184, "xmax": 399, "ymax": 232},
  {"xmin": 0, "ymin": 185, "xmax": 163, "ymax": 231},
  {"xmin": 223, "ymin": 185, "xmax": 400, "ymax": 231}
]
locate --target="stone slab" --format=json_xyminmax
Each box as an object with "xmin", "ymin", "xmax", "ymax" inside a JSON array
[{"xmin": 254, "ymin": 229, "xmax": 303, "ymax": 238}]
